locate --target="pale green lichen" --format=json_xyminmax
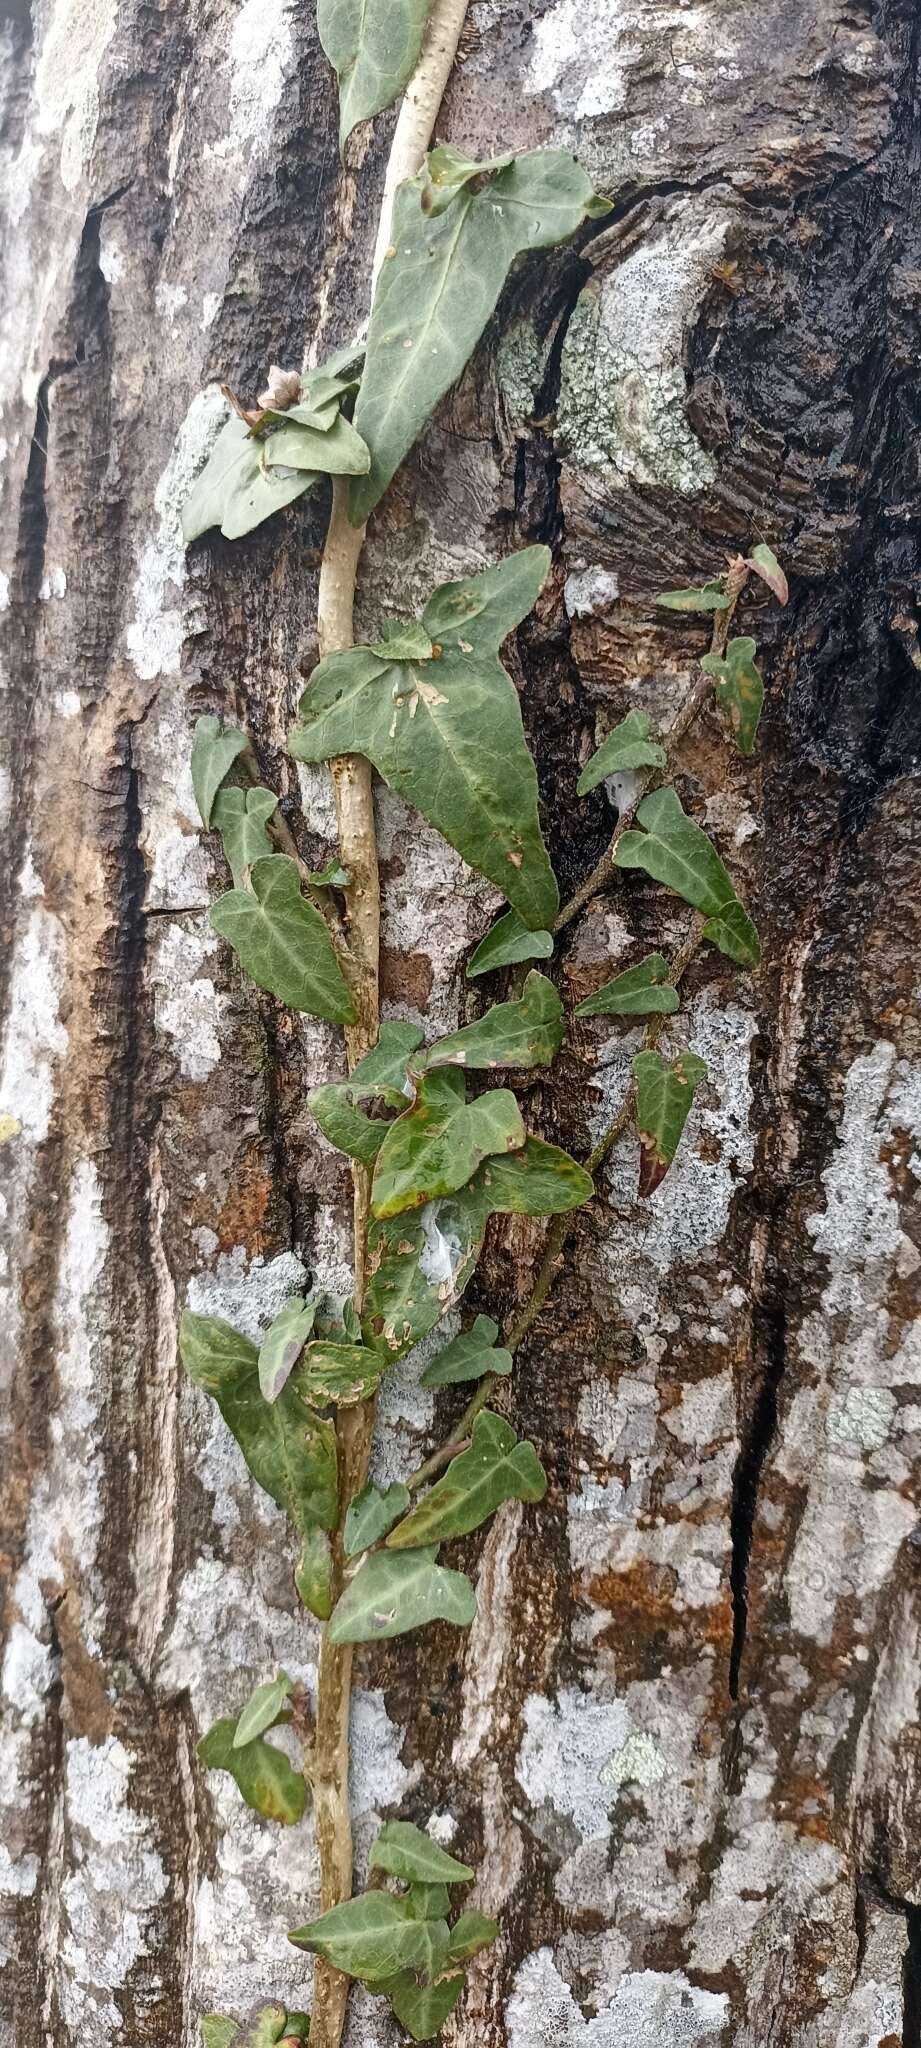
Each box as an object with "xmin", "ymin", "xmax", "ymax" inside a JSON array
[
  {"xmin": 497, "ymin": 318, "xmax": 548, "ymax": 435},
  {"xmin": 557, "ymin": 281, "xmax": 717, "ymax": 496}
]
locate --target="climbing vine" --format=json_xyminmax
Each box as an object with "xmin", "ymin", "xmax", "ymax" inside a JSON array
[{"xmin": 173, "ymin": 5, "xmax": 786, "ymax": 2045}]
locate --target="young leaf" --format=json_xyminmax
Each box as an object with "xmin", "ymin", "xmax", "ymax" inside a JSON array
[
  {"xmin": 179, "ymin": 1311, "xmax": 339, "ymax": 1531},
  {"xmin": 417, "ymin": 972, "xmax": 563, "ymax": 1073},
  {"xmin": 576, "ymin": 710, "xmax": 666, "ymax": 796},
  {"xmin": 420, "ymin": 1312, "xmax": 512, "ymax": 1387},
  {"xmin": 212, "ymin": 786, "xmax": 278, "ymax": 886},
  {"xmin": 700, "ymin": 635, "xmax": 764, "ymax": 755},
  {"xmin": 654, "ymin": 580, "xmax": 730, "ymax": 612},
  {"xmin": 264, "ymin": 410, "xmax": 370, "ymax": 477},
  {"xmin": 473, "ymin": 1136, "xmax": 593, "ymax": 1216},
  {"xmin": 308, "ymin": 1083, "xmax": 391, "ymax": 1167},
  {"xmin": 467, "ymin": 909, "xmax": 553, "ymax": 978},
  {"xmin": 632, "ymin": 1047, "xmax": 707, "ymax": 1198},
  {"xmin": 745, "ymin": 541, "xmax": 788, "ymax": 604},
  {"xmin": 233, "ymin": 1671, "xmax": 293, "ymax": 1749},
  {"xmin": 295, "ymin": 1339, "xmax": 389, "ymax": 1405},
  {"xmin": 327, "ymin": 1545, "xmax": 476, "ymax": 1644},
  {"xmin": 290, "ymin": 551, "xmax": 559, "ymax": 931},
  {"xmin": 343, "ymin": 1480, "xmax": 411, "ymax": 1556},
  {"xmin": 423, "ymin": 141, "xmax": 516, "ymax": 213},
  {"xmin": 386, "ymin": 1410, "xmax": 546, "ymax": 1548},
  {"xmin": 574, "ymin": 953, "xmax": 680, "ymax": 1019},
  {"xmin": 701, "ymin": 898, "xmax": 760, "ymax": 965},
  {"xmin": 371, "ymin": 1077, "xmax": 526, "ymax": 1220},
  {"xmin": 182, "ymin": 414, "xmax": 316, "ymax": 543},
  {"xmin": 317, "ymin": 0, "xmax": 429, "ymax": 154},
  {"xmin": 302, "ymin": 856, "xmax": 351, "ymax": 888},
  {"xmin": 210, "ymin": 856, "xmax": 355, "ymax": 1021},
  {"xmin": 371, "ymin": 1819, "xmax": 473, "ymax": 1886},
  {"xmin": 257, "ymin": 1296, "xmax": 318, "ymax": 1402},
  {"xmin": 289, "ymin": 1889, "xmax": 437, "ymax": 1981},
  {"xmin": 447, "ymin": 1909, "xmax": 499, "ymax": 1962},
  {"xmin": 615, "ymin": 787, "xmax": 747, "ymax": 920},
  {"xmin": 384, "ymin": 1973, "xmax": 465, "ymax": 2042},
  {"xmin": 202, "ymin": 2013, "xmax": 306, "ymax": 2048},
  {"xmin": 350, "ymin": 152, "xmax": 600, "ymax": 523},
  {"xmin": 294, "ymin": 1525, "xmax": 334, "ymax": 1619},
  {"xmin": 198, "ymin": 1717, "xmax": 307, "ymax": 1826},
  {"xmin": 191, "ymin": 714, "xmax": 248, "ymax": 828}
]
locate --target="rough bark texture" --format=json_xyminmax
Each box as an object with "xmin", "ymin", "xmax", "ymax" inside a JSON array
[{"xmin": 2, "ymin": 1, "xmax": 921, "ymax": 2044}]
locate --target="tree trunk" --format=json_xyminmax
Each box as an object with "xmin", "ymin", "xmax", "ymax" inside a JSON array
[{"xmin": 2, "ymin": 1, "xmax": 920, "ymax": 2043}]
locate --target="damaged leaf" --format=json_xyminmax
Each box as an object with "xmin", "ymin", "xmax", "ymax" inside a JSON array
[
  {"xmin": 632, "ymin": 1047, "xmax": 707, "ymax": 1197},
  {"xmin": 257, "ymin": 1295, "xmax": 318, "ymax": 1402},
  {"xmin": 198, "ymin": 1716, "xmax": 306, "ymax": 1827},
  {"xmin": 700, "ymin": 634, "xmax": 765, "ymax": 755},
  {"xmin": 370, "ymin": 1073, "xmax": 525, "ymax": 1220},
  {"xmin": 417, "ymin": 973, "xmax": 563, "ymax": 1073},
  {"xmin": 745, "ymin": 541, "xmax": 788, "ymax": 604}
]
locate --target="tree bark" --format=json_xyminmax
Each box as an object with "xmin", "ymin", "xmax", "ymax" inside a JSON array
[{"xmin": 2, "ymin": 1, "xmax": 920, "ymax": 2044}]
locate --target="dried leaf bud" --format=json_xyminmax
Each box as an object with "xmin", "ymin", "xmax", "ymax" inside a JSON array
[{"xmin": 257, "ymin": 365, "xmax": 302, "ymax": 411}]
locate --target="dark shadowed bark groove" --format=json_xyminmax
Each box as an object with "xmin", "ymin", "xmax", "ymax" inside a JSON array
[{"xmin": 2, "ymin": 0, "xmax": 921, "ymax": 2043}]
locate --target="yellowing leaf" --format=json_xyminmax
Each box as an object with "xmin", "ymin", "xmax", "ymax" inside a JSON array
[
  {"xmin": 700, "ymin": 635, "xmax": 764, "ymax": 755},
  {"xmin": 370, "ymin": 1074, "xmax": 525, "ymax": 1220},
  {"xmin": 198, "ymin": 1716, "xmax": 306, "ymax": 1826}
]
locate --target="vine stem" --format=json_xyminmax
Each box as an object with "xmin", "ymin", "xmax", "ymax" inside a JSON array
[{"xmin": 307, "ymin": 8, "xmax": 470, "ymax": 2046}]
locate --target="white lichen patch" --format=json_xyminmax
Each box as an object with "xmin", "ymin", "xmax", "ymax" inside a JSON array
[
  {"xmin": 564, "ymin": 565, "xmax": 620, "ymax": 617},
  {"xmin": 139, "ymin": 685, "xmax": 213, "ymax": 911},
  {"xmin": 34, "ymin": 0, "xmax": 116, "ymax": 189},
  {"xmin": 517, "ymin": 1686, "xmax": 631, "ymax": 1840},
  {"xmin": 599, "ymin": 1729, "xmax": 668, "ymax": 1791},
  {"xmin": 151, "ymin": 917, "xmax": 226, "ymax": 1080},
  {"xmin": 39, "ymin": 563, "xmax": 67, "ymax": 600},
  {"xmin": 187, "ymin": 1246, "xmax": 309, "ymax": 1343},
  {"xmin": 557, "ymin": 214, "xmax": 730, "ymax": 494},
  {"xmin": 826, "ymin": 1385, "xmax": 897, "ymax": 1454},
  {"xmin": 0, "ymin": 906, "xmax": 68, "ymax": 1143},
  {"xmin": 211, "ymin": 0, "xmax": 293, "ymax": 159},
  {"xmin": 125, "ymin": 382, "xmax": 228, "ymax": 682},
  {"xmin": 508, "ymin": 1949, "xmax": 728, "ymax": 2047},
  {"xmin": 57, "ymin": 1736, "xmax": 168, "ymax": 2033},
  {"xmin": 807, "ymin": 1041, "xmax": 919, "ymax": 1311}
]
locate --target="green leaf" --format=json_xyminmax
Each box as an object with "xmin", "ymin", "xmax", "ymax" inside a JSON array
[
  {"xmin": 343, "ymin": 1480, "xmax": 411, "ymax": 1556},
  {"xmin": 202, "ymin": 2012, "xmax": 307, "ymax": 2048},
  {"xmin": 387, "ymin": 1410, "xmax": 546, "ymax": 1548},
  {"xmin": 317, "ymin": 0, "xmax": 429, "ymax": 154},
  {"xmin": 420, "ymin": 1312, "xmax": 512, "ymax": 1387},
  {"xmin": 417, "ymin": 972, "xmax": 563, "ymax": 1074},
  {"xmin": 363, "ymin": 1183, "xmax": 488, "ymax": 1360},
  {"xmin": 179, "ymin": 1311, "xmax": 338, "ymax": 1531},
  {"xmin": 291, "ymin": 551, "xmax": 558, "ymax": 930},
  {"xmin": 467, "ymin": 910, "xmax": 553, "ymax": 978},
  {"xmin": 350, "ymin": 152, "xmax": 600, "ymax": 523},
  {"xmin": 212, "ymin": 786, "xmax": 278, "ymax": 885},
  {"xmin": 745, "ymin": 541, "xmax": 788, "ymax": 604},
  {"xmin": 700, "ymin": 635, "xmax": 764, "ymax": 755},
  {"xmin": 263, "ymin": 411, "xmax": 370, "ymax": 477},
  {"xmin": 191, "ymin": 714, "xmax": 248, "ymax": 828},
  {"xmin": 407, "ymin": 1883, "xmax": 452, "ymax": 1920},
  {"xmin": 279, "ymin": 2018, "xmax": 310, "ymax": 2044},
  {"xmin": 289, "ymin": 1890, "xmax": 436, "ymax": 1980},
  {"xmin": 654, "ymin": 580, "xmax": 730, "ymax": 612},
  {"xmin": 257, "ymin": 1296, "xmax": 318, "ymax": 1402},
  {"xmin": 202, "ymin": 2022, "xmax": 239, "ymax": 2048},
  {"xmin": 370, "ymin": 1819, "xmax": 474, "ymax": 1885},
  {"xmin": 308, "ymin": 1083, "xmax": 391, "ymax": 1167},
  {"xmin": 473, "ymin": 1135, "xmax": 593, "ymax": 1216},
  {"xmin": 198, "ymin": 1717, "xmax": 306, "ymax": 1826},
  {"xmin": 295, "ymin": 1525, "xmax": 334, "ymax": 1619},
  {"xmin": 303, "ymin": 856, "xmax": 351, "ymax": 888},
  {"xmin": 574, "ymin": 953, "xmax": 680, "ymax": 1019},
  {"xmin": 576, "ymin": 710, "xmax": 666, "ymax": 796},
  {"xmin": 447, "ymin": 1909, "xmax": 499, "ymax": 1962},
  {"xmin": 371, "ymin": 1077, "xmax": 525, "ymax": 1219},
  {"xmin": 232, "ymin": 1671, "xmax": 293, "ymax": 1749},
  {"xmin": 348, "ymin": 1020, "xmax": 426, "ymax": 1097},
  {"xmin": 384, "ymin": 1973, "xmax": 464, "ymax": 2041},
  {"xmin": 701, "ymin": 899, "xmax": 761, "ymax": 966},
  {"xmin": 632, "ymin": 1047, "xmax": 707, "ymax": 1198},
  {"xmin": 327, "ymin": 1545, "xmax": 476, "ymax": 1643},
  {"xmin": 210, "ymin": 856, "xmax": 355, "ymax": 1021},
  {"xmin": 369, "ymin": 619, "xmax": 434, "ymax": 661},
  {"xmin": 614, "ymin": 787, "xmax": 740, "ymax": 916},
  {"xmin": 294, "ymin": 1339, "xmax": 389, "ymax": 1405},
  {"xmin": 182, "ymin": 414, "xmax": 316, "ymax": 543}
]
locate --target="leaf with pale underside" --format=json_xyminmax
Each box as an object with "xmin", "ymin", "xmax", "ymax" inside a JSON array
[
  {"xmin": 291, "ymin": 551, "xmax": 558, "ymax": 930},
  {"xmin": 370, "ymin": 1820, "xmax": 473, "ymax": 1885},
  {"xmin": 654, "ymin": 579, "xmax": 730, "ymax": 612},
  {"xmin": 417, "ymin": 973, "xmax": 562, "ymax": 1074},
  {"xmin": 343, "ymin": 1481, "xmax": 411, "ymax": 1556},
  {"xmin": 198, "ymin": 1716, "xmax": 306, "ymax": 1826},
  {"xmin": 575, "ymin": 953, "xmax": 680, "ymax": 1019},
  {"xmin": 179, "ymin": 1311, "xmax": 338, "ymax": 1532},
  {"xmin": 233, "ymin": 1671, "xmax": 293, "ymax": 1749},
  {"xmin": 350, "ymin": 152, "xmax": 600, "ymax": 523},
  {"xmin": 212, "ymin": 786, "xmax": 278, "ymax": 885},
  {"xmin": 614, "ymin": 788, "xmax": 760, "ymax": 965},
  {"xmin": 371, "ymin": 1074, "xmax": 525, "ymax": 1220},
  {"xmin": 289, "ymin": 1889, "xmax": 438, "ymax": 1980},
  {"xmin": 745, "ymin": 541, "xmax": 788, "ymax": 604},
  {"xmin": 576, "ymin": 711, "xmax": 666, "ymax": 796},
  {"xmin": 632, "ymin": 1047, "xmax": 707, "ymax": 1198},
  {"xmin": 257, "ymin": 1296, "xmax": 318, "ymax": 1402},
  {"xmin": 447, "ymin": 1909, "xmax": 499, "ymax": 1962},
  {"xmin": 318, "ymin": 0, "xmax": 430, "ymax": 154},
  {"xmin": 263, "ymin": 410, "xmax": 370, "ymax": 476},
  {"xmin": 387, "ymin": 1410, "xmax": 546, "ymax": 1548},
  {"xmin": 191, "ymin": 714, "xmax": 248, "ymax": 828},
  {"xmin": 210, "ymin": 855, "xmax": 355, "ymax": 1021},
  {"xmin": 293, "ymin": 1339, "xmax": 389, "ymax": 1406},
  {"xmin": 467, "ymin": 909, "xmax": 553, "ymax": 978},
  {"xmin": 294, "ymin": 1525, "xmax": 333, "ymax": 1619},
  {"xmin": 383, "ymin": 1973, "xmax": 465, "ymax": 2041},
  {"xmin": 700, "ymin": 635, "xmax": 764, "ymax": 756},
  {"xmin": 182, "ymin": 414, "xmax": 317, "ymax": 543},
  {"xmin": 327, "ymin": 1544, "xmax": 476, "ymax": 1644},
  {"xmin": 420, "ymin": 1312, "xmax": 512, "ymax": 1387}
]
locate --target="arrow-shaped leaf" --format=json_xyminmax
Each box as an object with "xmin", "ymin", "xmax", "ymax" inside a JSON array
[
  {"xmin": 467, "ymin": 909, "xmax": 553, "ymax": 979},
  {"xmin": 191, "ymin": 714, "xmax": 248, "ymax": 828},
  {"xmin": 327, "ymin": 1545, "xmax": 476, "ymax": 1643},
  {"xmin": 179, "ymin": 1311, "xmax": 339, "ymax": 1531},
  {"xmin": 290, "ymin": 551, "xmax": 558, "ymax": 930},
  {"xmin": 614, "ymin": 786, "xmax": 761, "ymax": 965},
  {"xmin": 420, "ymin": 1312, "xmax": 512, "ymax": 1387},
  {"xmin": 350, "ymin": 151, "xmax": 600, "ymax": 523},
  {"xmin": 575, "ymin": 952, "xmax": 679, "ymax": 1019},
  {"xmin": 348, "ymin": 1019, "xmax": 426, "ymax": 1097},
  {"xmin": 418, "ymin": 973, "xmax": 562, "ymax": 1074},
  {"xmin": 383, "ymin": 1973, "xmax": 465, "ymax": 2042},
  {"xmin": 654, "ymin": 579, "xmax": 730, "ymax": 612},
  {"xmin": 212, "ymin": 786, "xmax": 278, "ymax": 885},
  {"xmin": 232, "ymin": 1671, "xmax": 293, "ymax": 1749},
  {"xmin": 370, "ymin": 1820, "xmax": 473, "ymax": 1885},
  {"xmin": 576, "ymin": 710, "xmax": 665, "ymax": 795},
  {"xmin": 745, "ymin": 541, "xmax": 788, "ymax": 604},
  {"xmin": 257, "ymin": 1296, "xmax": 318, "ymax": 1402},
  {"xmin": 343, "ymin": 1480, "xmax": 411, "ymax": 1556},
  {"xmin": 387, "ymin": 1410, "xmax": 546, "ymax": 1547},
  {"xmin": 701, "ymin": 898, "xmax": 760, "ymax": 965},
  {"xmin": 632, "ymin": 1047, "xmax": 707, "ymax": 1197},
  {"xmin": 700, "ymin": 635, "xmax": 764, "ymax": 755},
  {"xmin": 289, "ymin": 1889, "xmax": 437, "ymax": 1980},
  {"xmin": 210, "ymin": 855, "xmax": 355, "ymax": 1021},
  {"xmin": 182, "ymin": 414, "xmax": 318, "ymax": 543},
  {"xmin": 371, "ymin": 1074, "xmax": 525, "ymax": 1220},
  {"xmin": 198, "ymin": 1716, "xmax": 306, "ymax": 1826},
  {"xmin": 308, "ymin": 1083, "xmax": 391, "ymax": 1167},
  {"xmin": 317, "ymin": 0, "xmax": 430, "ymax": 154}
]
